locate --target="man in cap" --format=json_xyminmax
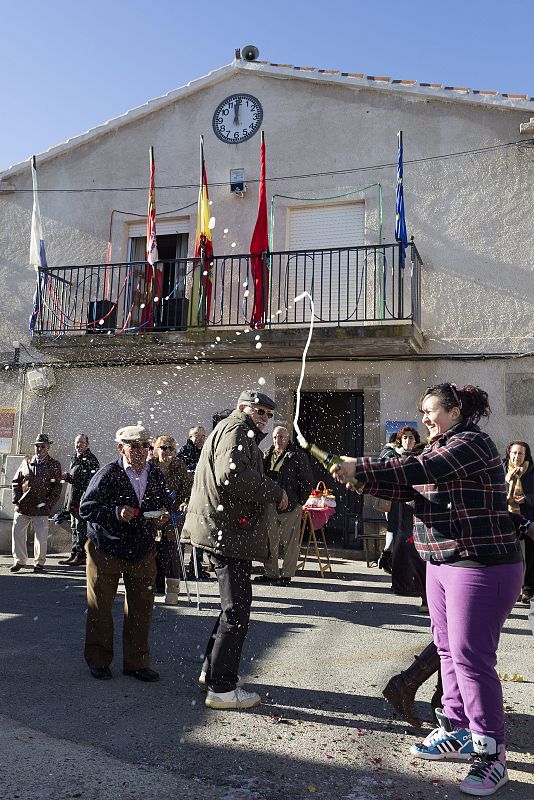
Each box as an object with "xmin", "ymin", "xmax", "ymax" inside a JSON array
[
  {"xmin": 183, "ymin": 390, "xmax": 288, "ymax": 710},
  {"xmin": 79, "ymin": 425, "xmax": 168, "ymax": 681},
  {"xmin": 11, "ymin": 433, "xmax": 62, "ymax": 574}
]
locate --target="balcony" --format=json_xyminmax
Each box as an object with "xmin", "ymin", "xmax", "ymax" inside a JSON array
[{"xmin": 32, "ymin": 242, "xmax": 423, "ymax": 363}]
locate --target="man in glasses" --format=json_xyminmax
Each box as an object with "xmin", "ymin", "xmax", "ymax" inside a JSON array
[
  {"xmin": 79, "ymin": 425, "xmax": 168, "ymax": 682},
  {"xmin": 183, "ymin": 390, "xmax": 288, "ymax": 710},
  {"xmin": 11, "ymin": 433, "xmax": 63, "ymax": 574}
]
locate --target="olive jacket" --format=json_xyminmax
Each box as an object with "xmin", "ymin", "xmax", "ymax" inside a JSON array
[
  {"xmin": 182, "ymin": 410, "xmax": 284, "ymax": 561},
  {"xmin": 12, "ymin": 454, "xmax": 63, "ymax": 517}
]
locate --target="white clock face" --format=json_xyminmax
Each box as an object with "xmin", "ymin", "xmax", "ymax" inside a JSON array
[{"xmin": 212, "ymin": 94, "xmax": 263, "ymax": 144}]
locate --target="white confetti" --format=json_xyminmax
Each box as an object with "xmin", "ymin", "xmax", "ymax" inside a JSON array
[
  {"xmin": 237, "ymin": 444, "xmax": 243, "ymax": 451},
  {"xmin": 255, "ymin": 342, "xmax": 262, "ymax": 349},
  {"xmin": 156, "ymin": 390, "xmax": 162, "ymax": 395},
  {"xmin": 231, "ymin": 242, "xmax": 237, "ymax": 248},
  {"xmin": 215, "ymin": 336, "xmax": 221, "ymax": 342},
  {"xmin": 247, "ymin": 430, "xmax": 255, "ymax": 438},
  {"xmin": 243, "ymin": 290, "xmax": 249, "ymax": 298},
  {"xmin": 223, "ymin": 228, "xmax": 229, "ymax": 233},
  {"xmin": 255, "ymin": 334, "xmax": 260, "ymax": 341},
  {"xmin": 258, "ymin": 377, "xmax": 266, "ymax": 385},
  {"xmin": 224, "ymin": 480, "xmax": 229, "ymax": 485},
  {"xmin": 216, "ymin": 504, "xmax": 224, "ymax": 511},
  {"xmin": 154, "ymin": 296, "xmax": 159, "ymax": 302},
  {"xmin": 229, "ymin": 462, "xmax": 236, "ymax": 470},
  {"xmin": 208, "ymin": 216, "xmax": 216, "ymax": 229}
]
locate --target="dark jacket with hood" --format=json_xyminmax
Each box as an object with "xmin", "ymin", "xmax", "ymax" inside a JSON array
[
  {"xmin": 263, "ymin": 441, "xmax": 314, "ymax": 513},
  {"xmin": 182, "ymin": 409, "xmax": 284, "ymax": 561},
  {"xmin": 64, "ymin": 449, "xmax": 100, "ymax": 513}
]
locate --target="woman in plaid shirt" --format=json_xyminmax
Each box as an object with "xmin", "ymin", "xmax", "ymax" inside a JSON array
[{"xmin": 333, "ymin": 384, "xmax": 522, "ymax": 797}]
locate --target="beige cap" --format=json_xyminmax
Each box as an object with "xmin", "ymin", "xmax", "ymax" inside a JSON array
[{"xmin": 115, "ymin": 425, "xmax": 150, "ymax": 443}]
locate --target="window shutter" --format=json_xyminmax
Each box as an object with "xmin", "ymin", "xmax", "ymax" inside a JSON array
[{"xmin": 285, "ymin": 203, "xmax": 365, "ymax": 322}]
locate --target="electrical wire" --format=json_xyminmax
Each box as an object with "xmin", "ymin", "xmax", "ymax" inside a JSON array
[{"xmin": 6, "ymin": 139, "xmax": 533, "ymax": 194}]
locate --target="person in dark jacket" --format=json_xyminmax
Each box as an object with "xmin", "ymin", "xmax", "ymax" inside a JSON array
[
  {"xmin": 11, "ymin": 433, "xmax": 62, "ymax": 574},
  {"xmin": 58, "ymin": 433, "xmax": 99, "ymax": 567},
  {"xmin": 332, "ymin": 384, "xmax": 522, "ymax": 798},
  {"xmin": 79, "ymin": 425, "xmax": 168, "ymax": 682},
  {"xmin": 255, "ymin": 425, "xmax": 314, "ymax": 585},
  {"xmin": 503, "ymin": 441, "xmax": 534, "ymax": 603},
  {"xmin": 177, "ymin": 425, "xmax": 210, "ymax": 579},
  {"xmin": 182, "ymin": 390, "xmax": 287, "ymax": 710}
]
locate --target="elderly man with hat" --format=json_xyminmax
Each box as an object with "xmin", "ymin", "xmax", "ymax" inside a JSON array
[
  {"xmin": 11, "ymin": 433, "xmax": 62, "ymax": 574},
  {"xmin": 79, "ymin": 425, "xmax": 168, "ymax": 682},
  {"xmin": 183, "ymin": 390, "xmax": 288, "ymax": 710}
]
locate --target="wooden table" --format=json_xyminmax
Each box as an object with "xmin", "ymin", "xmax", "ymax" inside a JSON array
[{"xmin": 296, "ymin": 506, "xmax": 335, "ymax": 578}]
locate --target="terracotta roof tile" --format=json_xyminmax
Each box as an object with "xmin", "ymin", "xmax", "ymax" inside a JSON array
[
  {"xmin": 392, "ymin": 79, "xmax": 418, "ymax": 85},
  {"xmin": 503, "ymin": 93, "xmax": 529, "ymax": 99},
  {"xmin": 366, "ymin": 75, "xmax": 391, "ymax": 82},
  {"xmin": 472, "ymin": 90, "xmax": 498, "ymax": 96}
]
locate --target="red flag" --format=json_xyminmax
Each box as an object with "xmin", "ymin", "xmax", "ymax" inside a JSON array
[
  {"xmin": 194, "ymin": 136, "xmax": 214, "ymax": 323},
  {"xmin": 250, "ymin": 131, "xmax": 268, "ymax": 328},
  {"xmin": 141, "ymin": 146, "xmax": 161, "ymax": 329}
]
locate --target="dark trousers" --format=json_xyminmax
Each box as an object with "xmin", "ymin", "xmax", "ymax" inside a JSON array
[
  {"xmin": 523, "ymin": 536, "xmax": 534, "ymax": 593},
  {"xmin": 155, "ymin": 535, "xmax": 180, "ymax": 593},
  {"xmin": 70, "ymin": 512, "xmax": 88, "ymax": 558},
  {"xmin": 202, "ymin": 555, "xmax": 252, "ymax": 693},
  {"xmin": 84, "ymin": 541, "xmax": 156, "ymax": 671}
]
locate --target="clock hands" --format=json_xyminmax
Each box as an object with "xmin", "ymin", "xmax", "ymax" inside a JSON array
[{"xmin": 233, "ymin": 98, "xmax": 241, "ymax": 126}]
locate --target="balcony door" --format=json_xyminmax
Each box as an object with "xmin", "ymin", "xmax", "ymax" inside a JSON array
[
  {"xmin": 285, "ymin": 202, "xmax": 365, "ymax": 322},
  {"xmin": 127, "ymin": 223, "xmax": 189, "ymax": 328}
]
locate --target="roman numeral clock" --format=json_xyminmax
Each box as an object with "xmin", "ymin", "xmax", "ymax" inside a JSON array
[{"xmin": 212, "ymin": 94, "xmax": 263, "ymax": 143}]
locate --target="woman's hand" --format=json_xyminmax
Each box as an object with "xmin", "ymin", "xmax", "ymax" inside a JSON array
[
  {"xmin": 330, "ymin": 457, "xmax": 357, "ymax": 485},
  {"xmin": 514, "ymin": 494, "xmax": 526, "ymax": 505}
]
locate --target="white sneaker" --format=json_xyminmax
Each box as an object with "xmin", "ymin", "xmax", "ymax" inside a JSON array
[
  {"xmin": 198, "ymin": 671, "xmax": 245, "ymax": 691},
  {"xmin": 205, "ymin": 687, "xmax": 261, "ymax": 710}
]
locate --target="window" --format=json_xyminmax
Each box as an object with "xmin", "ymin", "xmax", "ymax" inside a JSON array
[{"xmin": 284, "ymin": 202, "xmax": 365, "ymax": 322}]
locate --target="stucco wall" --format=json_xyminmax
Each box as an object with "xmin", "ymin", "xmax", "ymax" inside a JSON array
[{"xmin": 1, "ymin": 71, "xmax": 533, "ymax": 355}]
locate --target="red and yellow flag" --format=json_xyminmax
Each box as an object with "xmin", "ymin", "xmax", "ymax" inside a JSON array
[
  {"xmin": 193, "ymin": 135, "xmax": 214, "ymax": 323},
  {"xmin": 141, "ymin": 146, "xmax": 161, "ymax": 329}
]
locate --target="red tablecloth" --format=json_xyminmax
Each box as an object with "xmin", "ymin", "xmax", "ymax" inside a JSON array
[{"xmin": 302, "ymin": 505, "xmax": 335, "ymax": 530}]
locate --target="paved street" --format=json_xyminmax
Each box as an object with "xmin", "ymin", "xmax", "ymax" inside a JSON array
[{"xmin": 0, "ymin": 552, "xmax": 532, "ymax": 800}]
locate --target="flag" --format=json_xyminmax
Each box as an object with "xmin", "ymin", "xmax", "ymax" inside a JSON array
[
  {"xmin": 141, "ymin": 146, "xmax": 161, "ymax": 329},
  {"xmin": 193, "ymin": 135, "xmax": 214, "ymax": 323},
  {"xmin": 249, "ymin": 131, "xmax": 269, "ymax": 328},
  {"xmin": 395, "ymin": 131, "xmax": 408, "ymax": 268},
  {"xmin": 29, "ymin": 155, "xmax": 48, "ymax": 333}
]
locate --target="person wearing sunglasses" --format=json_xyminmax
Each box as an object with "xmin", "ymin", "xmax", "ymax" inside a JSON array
[
  {"xmin": 331, "ymin": 384, "xmax": 521, "ymax": 797},
  {"xmin": 11, "ymin": 433, "xmax": 63, "ymax": 574},
  {"xmin": 183, "ymin": 390, "xmax": 288, "ymax": 710},
  {"xmin": 79, "ymin": 425, "xmax": 168, "ymax": 683}
]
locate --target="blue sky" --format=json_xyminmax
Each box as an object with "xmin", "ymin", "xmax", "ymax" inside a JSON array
[{"xmin": 2, "ymin": 0, "xmax": 533, "ymax": 169}]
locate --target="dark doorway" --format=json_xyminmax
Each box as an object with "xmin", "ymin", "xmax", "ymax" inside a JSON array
[{"xmin": 295, "ymin": 391, "xmax": 364, "ymax": 548}]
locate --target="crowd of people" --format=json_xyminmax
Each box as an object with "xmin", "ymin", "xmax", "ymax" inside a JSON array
[{"xmin": 6, "ymin": 382, "xmax": 534, "ymax": 796}]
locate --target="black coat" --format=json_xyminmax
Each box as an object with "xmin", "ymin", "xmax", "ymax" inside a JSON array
[
  {"xmin": 80, "ymin": 458, "xmax": 167, "ymax": 562},
  {"xmin": 64, "ymin": 449, "xmax": 100, "ymax": 512},
  {"xmin": 263, "ymin": 442, "xmax": 314, "ymax": 512}
]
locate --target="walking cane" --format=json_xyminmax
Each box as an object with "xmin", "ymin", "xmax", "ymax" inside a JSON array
[
  {"xmin": 170, "ymin": 511, "xmax": 191, "ymax": 605},
  {"xmin": 191, "ymin": 545, "xmax": 201, "ymax": 612}
]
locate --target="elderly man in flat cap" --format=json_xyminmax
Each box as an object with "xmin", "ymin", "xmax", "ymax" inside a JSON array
[
  {"xmin": 79, "ymin": 425, "xmax": 168, "ymax": 681},
  {"xmin": 11, "ymin": 433, "xmax": 62, "ymax": 574},
  {"xmin": 183, "ymin": 390, "xmax": 288, "ymax": 710}
]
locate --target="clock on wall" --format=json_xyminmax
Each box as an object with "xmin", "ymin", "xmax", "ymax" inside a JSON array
[{"xmin": 212, "ymin": 93, "xmax": 263, "ymax": 144}]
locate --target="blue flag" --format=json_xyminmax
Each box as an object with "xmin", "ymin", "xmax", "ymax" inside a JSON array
[
  {"xmin": 29, "ymin": 156, "xmax": 48, "ymax": 333},
  {"xmin": 395, "ymin": 132, "xmax": 408, "ymax": 268}
]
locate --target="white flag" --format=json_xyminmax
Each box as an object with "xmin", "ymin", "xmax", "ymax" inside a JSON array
[{"xmin": 30, "ymin": 156, "xmax": 47, "ymax": 270}]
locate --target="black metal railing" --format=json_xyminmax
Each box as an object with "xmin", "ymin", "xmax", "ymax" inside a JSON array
[{"xmin": 33, "ymin": 242, "xmax": 421, "ymax": 335}]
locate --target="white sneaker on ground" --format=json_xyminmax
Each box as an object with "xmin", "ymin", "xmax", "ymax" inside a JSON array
[
  {"xmin": 205, "ymin": 687, "xmax": 261, "ymax": 710},
  {"xmin": 198, "ymin": 671, "xmax": 245, "ymax": 691}
]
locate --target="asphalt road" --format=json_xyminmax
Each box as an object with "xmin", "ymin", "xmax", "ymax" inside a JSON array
[{"xmin": 0, "ymin": 552, "xmax": 532, "ymax": 800}]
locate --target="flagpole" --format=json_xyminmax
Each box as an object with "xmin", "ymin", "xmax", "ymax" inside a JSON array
[
  {"xmin": 397, "ymin": 131, "xmax": 404, "ymax": 316},
  {"xmin": 199, "ymin": 135, "xmax": 206, "ymax": 325}
]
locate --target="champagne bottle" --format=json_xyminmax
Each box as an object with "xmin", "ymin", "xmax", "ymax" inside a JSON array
[{"xmin": 298, "ymin": 436, "xmax": 363, "ymax": 489}]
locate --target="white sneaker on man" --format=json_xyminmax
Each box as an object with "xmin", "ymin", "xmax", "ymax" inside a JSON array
[
  {"xmin": 198, "ymin": 671, "xmax": 245, "ymax": 691},
  {"xmin": 205, "ymin": 687, "xmax": 261, "ymax": 710}
]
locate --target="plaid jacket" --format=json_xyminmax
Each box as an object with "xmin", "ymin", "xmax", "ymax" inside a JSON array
[{"xmin": 356, "ymin": 420, "xmax": 520, "ymax": 563}]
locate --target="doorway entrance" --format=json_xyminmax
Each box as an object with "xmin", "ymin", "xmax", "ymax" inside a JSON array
[{"xmin": 295, "ymin": 391, "xmax": 364, "ymax": 548}]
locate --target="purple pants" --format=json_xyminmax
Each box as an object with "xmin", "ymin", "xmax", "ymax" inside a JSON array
[{"xmin": 427, "ymin": 560, "xmax": 522, "ymax": 744}]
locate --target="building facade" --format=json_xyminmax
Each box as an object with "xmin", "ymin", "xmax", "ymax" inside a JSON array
[{"xmin": 1, "ymin": 56, "xmax": 534, "ymax": 541}]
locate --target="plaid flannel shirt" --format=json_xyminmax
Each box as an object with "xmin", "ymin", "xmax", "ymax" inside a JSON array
[{"xmin": 356, "ymin": 420, "xmax": 519, "ymax": 563}]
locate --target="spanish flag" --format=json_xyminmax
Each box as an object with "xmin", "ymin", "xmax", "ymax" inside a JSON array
[{"xmin": 192, "ymin": 135, "xmax": 214, "ymax": 324}]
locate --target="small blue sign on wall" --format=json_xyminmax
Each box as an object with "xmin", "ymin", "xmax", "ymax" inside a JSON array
[{"xmin": 385, "ymin": 420, "xmax": 419, "ymax": 443}]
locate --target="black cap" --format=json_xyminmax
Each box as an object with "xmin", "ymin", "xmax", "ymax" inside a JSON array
[{"xmin": 238, "ymin": 390, "xmax": 276, "ymax": 410}]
